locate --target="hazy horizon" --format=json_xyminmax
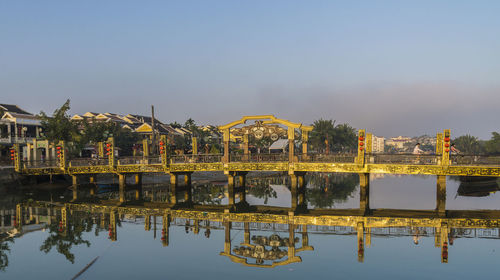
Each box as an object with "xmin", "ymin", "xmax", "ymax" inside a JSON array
[{"xmin": 1, "ymin": 1, "xmax": 499, "ymax": 139}]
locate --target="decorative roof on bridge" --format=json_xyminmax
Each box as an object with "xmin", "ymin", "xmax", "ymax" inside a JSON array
[{"xmin": 218, "ymin": 115, "xmax": 313, "ymax": 131}]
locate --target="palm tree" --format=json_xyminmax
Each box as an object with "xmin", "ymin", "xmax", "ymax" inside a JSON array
[{"xmin": 453, "ymin": 134, "xmax": 480, "ymax": 154}]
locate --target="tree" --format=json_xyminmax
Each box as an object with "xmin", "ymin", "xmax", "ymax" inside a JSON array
[
  {"xmin": 39, "ymin": 99, "xmax": 79, "ymax": 142},
  {"xmin": 309, "ymin": 119, "xmax": 357, "ymax": 153},
  {"xmin": 484, "ymin": 132, "xmax": 500, "ymax": 155},
  {"xmin": 453, "ymin": 134, "xmax": 481, "ymax": 155},
  {"xmin": 169, "ymin": 121, "xmax": 182, "ymax": 129},
  {"xmin": 332, "ymin": 123, "xmax": 357, "ymax": 152},
  {"xmin": 0, "ymin": 238, "xmax": 13, "ymax": 271},
  {"xmin": 309, "ymin": 119, "xmax": 335, "ymax": 153},
  {"xmin": 306, "ymin": 173, "xmax": 359, "ymax": 208}
]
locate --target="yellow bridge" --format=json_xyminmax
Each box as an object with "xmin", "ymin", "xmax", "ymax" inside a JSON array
[{"xmin": 12, "ymin": 115, "xmax": 500, "ymax": 178}]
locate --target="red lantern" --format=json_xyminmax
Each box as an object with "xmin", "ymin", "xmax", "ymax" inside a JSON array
[
  {"xmin": 359, "ymin": 147, "xmax": 364, "ymax": 151},
  {"xmin": 445, "ymin": 148, "xmax": 449, "ymax": 152},
  {"xmin": 359, "ymin": 137, "xmax": 364, "ymax": 141},
  {"xmin": 360, "ymin": 142, "xmax": 364, "ymax": 146},
  {"xmin": 445, "ymin": 143, "xmax": 450, "ymax": 148},
  {"xmin": 444, "ymin": 137, "xmax": 450, "ymax": 142}
]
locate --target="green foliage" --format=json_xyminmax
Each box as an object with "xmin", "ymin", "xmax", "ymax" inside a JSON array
[
  {"xmin": 309, "ymin": 119, "xmax": 357, "ymax": 153},
  {"xmin": 40, "ymin": 214, "xmax": 94, "ymax": 264},
  {"xmin": 169, "ymin": 121, "xmax": 182, "ymax": 129},
  {"xmin": 0, "ymin": 238, "xmax": 13, "ymax": 271},
  {"xmin": 306, "ymin": 173, "xmax": 359, "ymax": 208},
  {"xmin": 209, "ymin": 144, "xmax": 220, "ymax": 154},
  {"xmin": 484, "ymin": 132, "xmax": 500, "ymax": 155},
  {"xmin": 453, "ymin": 134, "xmax": 481, "ymax": 154},
  {"xmin": 39, "ymin": 99, "xmax": 79, "ymax": 142}
]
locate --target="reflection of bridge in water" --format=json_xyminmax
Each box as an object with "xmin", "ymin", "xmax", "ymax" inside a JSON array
[{"xmin": 14, "ymin": 199, "xmax": 500, "ymax": 266}]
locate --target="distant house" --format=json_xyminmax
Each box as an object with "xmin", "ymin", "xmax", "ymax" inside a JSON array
[
  {"xmin": 70, "ymin": 111, "xmax": 183, "ymax": 139},
  {"xmin": 0, "ymin": 103, "xmax": 43, "ymax": 145}
]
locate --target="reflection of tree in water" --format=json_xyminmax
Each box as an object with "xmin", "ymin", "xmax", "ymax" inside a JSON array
[
  {"xmin": 306, "ymin": 173, "xmax": 359, "ymax": 208},
  {"xmin": 247, "ymin": 179, "xmax": 278, "ymax": 204},
  {"xmin": 40, "ymin": 213, "xmax": 96, "ymax": 263},
  {"xmin": 0, "ymin": 237, "xmax": 13, "ymax": 271},
  {"xmin": 192, "ymin": 184, "xmax": 225, "ymax": 205}
]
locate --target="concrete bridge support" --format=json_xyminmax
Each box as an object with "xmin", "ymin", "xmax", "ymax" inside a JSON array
[
  {"xmin": 169, "ymin": 172, "xmax": 193, "ymax": 206},
  {"xmin": 119, "ymin": 174, "xmax": 126, "ymax": 203},
  {"xmin": 357, "ymin": 222, "xmax": 365, "ymax": 263},
  {"xmin": 359, "ymin": 173, "xmax": 370, "ymax": 215},
  {"xmin": 162, "ymin": 214, "xmax": 170, "ymax": 247},
  {"xmin": 290, "ymin": 172, "xmax": 307, "ymax": 212},
  {"xmin": 226, "ymin": 171, "xmax": 248, "ymax": 212},
  {"xmin": 436, "ymin": 175, "xmax": 447, "ymax": 217}
]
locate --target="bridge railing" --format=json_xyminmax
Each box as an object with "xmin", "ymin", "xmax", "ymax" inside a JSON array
[
  {"xmin": 450, "ymin": 155, "xmax": 500, "ymax": 166},
  {"xmin": 21, "ymin": 160, "xmax": 59, "ymax": 169},
  {"xmin": 117, "ymin": 156, "xmax": 163, "ymax": 165},
  {"xmin": 170, "ymin": 154, "xmax": 223, "ymax": 164},
  {"xmin": 366, "ymin": 154, "xmax": 439, "ymax": 165},
  {"xmin": 230, "ymin": 153, "xmax": 289, "ymax": 162},
  {"xmin": 297, "ymin": 153, "xmax": 357, "ymax": 163},
  {"xmin": 68, "ymin": 158, "xmax": 109, "ymax": 166}
]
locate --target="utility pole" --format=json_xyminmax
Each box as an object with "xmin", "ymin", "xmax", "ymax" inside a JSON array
[{"xmin": 151, "ymin": 105, "xmax": 156, "ymax": 154}]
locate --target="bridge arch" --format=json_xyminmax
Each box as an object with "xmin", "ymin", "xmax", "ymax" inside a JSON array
[{"xmin": 218, "ymin": 115, "xmax": 313, "ymax": 163}]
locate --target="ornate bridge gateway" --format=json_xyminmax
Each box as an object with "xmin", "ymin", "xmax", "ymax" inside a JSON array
[{"xmin": 16, "ymin": 200, "xmax": 500, "ymax": 265}]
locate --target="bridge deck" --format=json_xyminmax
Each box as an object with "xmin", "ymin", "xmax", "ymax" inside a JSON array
[{"xmin": 19, "ymin": 159, "xmax": 500, "ymax": 177}]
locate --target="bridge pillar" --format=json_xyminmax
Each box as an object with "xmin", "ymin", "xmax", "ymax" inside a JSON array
[
  {"xmin": 440, "ymin": 222, "xmax": 449, "ymax": 263},
  {"xmin": 237, "ymin": 172, "xmax": 247, "ymax": 203},
  {"xmin": 366, "ymin": 227, "xmax": 372, "ymax": 248},
  {"xmin": 227, "ymin": 173, "xmax": 236, "ymax": 207},
  {"xmin": 169, "ymin": 173, "xmax": 178, "ymax": 205},
  {"xmin": 301, "ymin": 129, "xmax": 309, "ymax": 159},
  {"xmin": 184, "ymin": 180, "xmax": 193, "ymax": 205},
  {"xmin": 162, "ymin": 214, "xmax": 170, "ymax": 247},
  {"xmin": 118, "ymin": 174, "xmax": 126, "ymax": 203},
  {"xmin": 290, "ymin": 172, "xmax": 306, "ymax": 212},
  {"xmin": 243, "ymin": 134, "xmax": 249, "ymax": 161},
  {"xmin": 145, "ymin": 215, "xmax": 151, "ymax": 231},
  {"xmin": 184, "ymin": 173, "xmax": 191, "ymax": 186},
  {"xmin": 223, "ymin": 129, "xmax": 230, "ymax": 163},
  {"xmin": 135, "ymin": 173, "xmax": 142, "ymax": 185},
  {"xmin": 436, "ymin": 175, "xmax": 446, "ymax": 216},
  {"xmin": 109, "ymin": 210, "xmax": 117, "ymax": 241},
  {"xmin": 357, "ymin": 222, "xmax": 365, "ymax": 263},
  {"xmin": 288, "ymin": 127, "xmax": 295, "ymax": 163},
  {"xmin": 359, "ymin": 173, "xmax": 370, "ymax": 215},
  {"xmin": 71, "ymin": 175, "xmax": 79, "ymax": 201},
  {"xmin": 244, "ymin": 222, "xmax": 250, "ymax": 244},
  {"xmin": 223, "ymin": 221, "xmax": 231, "ymax": 254}
]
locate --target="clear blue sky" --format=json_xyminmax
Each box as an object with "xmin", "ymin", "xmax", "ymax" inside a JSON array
[{"xmin": 1, "ymin": 0, "xmax": 499, "ymax": 138}]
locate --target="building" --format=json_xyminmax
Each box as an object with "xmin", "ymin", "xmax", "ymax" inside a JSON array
[
  {"xmin": 71, "ymin": 112, "xmax": 184, "ymax": 139},
  {"xmin": 385, "ymin": 136, "xmax": 412, "ymax": 150},
  {"xmin": 371, "ymin": 135, "xmax": 385, "ymax": 153},
  {"xmin": 0, "ymin": 104, "xmax": 43, "ymax": 146}
]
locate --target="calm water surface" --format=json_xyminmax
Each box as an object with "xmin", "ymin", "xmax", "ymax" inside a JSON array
[{"xmin": 1, "ymin": 173, "xmax": 500, "ymax": 279}]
